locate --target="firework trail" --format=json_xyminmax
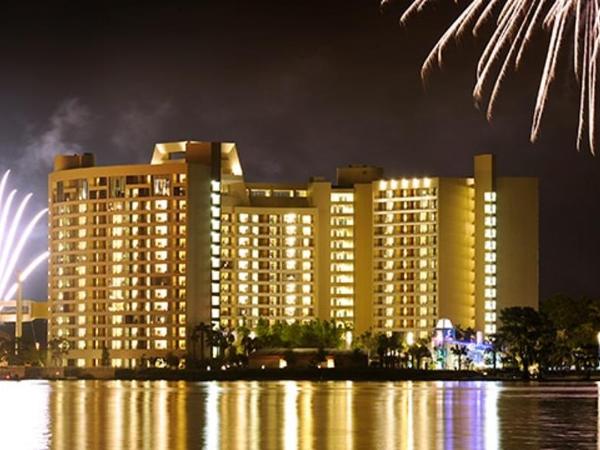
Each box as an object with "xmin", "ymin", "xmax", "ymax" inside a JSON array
[
  {"xmin": 0, "ymin": 170, "xmax": 49, "ymax": 300},
  {"xmin": 391, "ymin": 0, "xmax": 600, "ymax": 154}
]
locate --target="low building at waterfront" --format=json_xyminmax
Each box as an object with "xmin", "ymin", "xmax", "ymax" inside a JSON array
[
  {"xmin": 0, "ymin": 299, "xmax": 48, "ymax": 356},
  {"xmin": 48, "ymin": 141, "xmax": 538, "ymax": 367},
  {"xmin": 247, "ymin": 348, "xmax": 366, "ymax": 370}
]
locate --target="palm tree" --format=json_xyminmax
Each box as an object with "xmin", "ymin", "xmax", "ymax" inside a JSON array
[
  {"xmin": 373, "ymin": 332, "xmax": 405, "ymax": 368},
  {"xmin": 223, "ymin": 329, "xmax": 236, "ymax": 360},
  {"xmin": 487, "ymin": 334, "xmax": 501, "ymax": 370},
  {"xmin": 48, "ymin": 338, "xmax": 70, "ymax": 367},
  {"xmin": 240, "ymin": 332, "xmax": 257, "ymax": 356},
  {"xmin": 454, "ymin": 325, "xmax": 477, "ymax": 342},
  {"xmin": 450, "ymin": 345, "xmax": 469, "ymax": 370},
  {"xmin": 408, "ymin": 339, "xmax": 432, "ymax": 370},
  {"xmin": 388, "ymin": 332, "xmax": 405, "ymax": 368},
  {"xmin": 191, "ymin": 322, "xmax": 212, "ymax": 363},
  {"xmin": 376, "ymin": 333, "xmax": 390, "ymax": 367},
  {"xmin": 354, "ymin": 329, "xmax": 378, "ymax": 363},
  {"xmin": 208, "ymin": 327, "xmax": 235, "ymax": 360}
]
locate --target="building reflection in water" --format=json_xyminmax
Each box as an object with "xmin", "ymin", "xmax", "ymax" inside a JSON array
[
  {"xmin": 283, "ymin": 381, "xmax": 298, "ymax": 450},
  {"xmin": 10, "ymin": 379, "xmax": 600, "ymax": 449},
  {"xmin": 205, "ymin": 381, "xmax": 219, "ymax": 450},
  {"xmin": 30, "ymin": 379, "xmax": 507, "ymax": 449}
]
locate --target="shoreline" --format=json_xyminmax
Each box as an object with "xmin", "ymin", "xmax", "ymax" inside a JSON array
[{"xmin": 2, "ymin": 366, "xmax": 600, "ymax": 382}]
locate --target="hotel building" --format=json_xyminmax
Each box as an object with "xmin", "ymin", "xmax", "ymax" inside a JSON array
[{"xmin": 48, "ymin": 141, "xmax": 538, "ymax": 367}]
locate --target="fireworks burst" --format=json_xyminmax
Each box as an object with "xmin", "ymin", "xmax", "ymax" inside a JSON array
[
  {"xmin": 393, "ymin": 0, "xmax": 600, "ymax": 154},
  {"xmin": 0, "ymin": 170, "xmax": 49, "ymax": 300}
]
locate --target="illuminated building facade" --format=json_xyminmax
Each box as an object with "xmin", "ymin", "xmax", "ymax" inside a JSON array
[
  {"xmin": 48, "ymin": 142, "xmax": 242, "ymax": 367},
  {"xmin": 49, "ymin": 142, "xmax": 538, "ymax": 366}
]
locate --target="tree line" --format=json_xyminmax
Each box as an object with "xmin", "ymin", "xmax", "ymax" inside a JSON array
[
  {"xmin": 495, "ymin": 295, "xmax": 600, "ymax": 374},
  {"xmin": 4, "ymin": 294, "xmax": 598, "ymax": 375},
  {"xmin": 184, "ymin": 295, "xmax": 600, "ymax": 375}
]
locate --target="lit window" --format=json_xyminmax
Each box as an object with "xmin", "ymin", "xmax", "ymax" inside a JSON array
[
  {"xmin": 484, "ymin": 204, "xmax": 497, "ymax": 214},
  {"xmin": 155, "ymin": 327, "xmax": 168, "ymax": 337},
  {"xmin": 484, "ymin": 192, "xmax": 497, "ymax": 202},
  {"xmin": 485, "ymin": 252, "xmax": 497, "ymax": 262},
  {"xmin": 484, "ymin": 264, "xmax": 497, "ymax": 275},
  {"xmin": 283, "ymin": 213, "xmax": 297, "ymax": 224},
  {"xmin": 484, "ymin": 229, "xmax": 497, "ymax": 239},
  {"xmin": 155, "ymin": 340, "xmax": 168, "ymax": 350},
  {"xmin": 155, "ymin": 199, "xmax": 168, "ymax": 210},
  {"xmin": 153, "ymin": 176, "xmax": 170, "ymax": 196},
  {"xmin": 484, "ymin": 216, "xmax": 496, "ymax": 227},
  {"xmin": 484, "ymin": 240, "xmax": 496, "ymax": 250}
]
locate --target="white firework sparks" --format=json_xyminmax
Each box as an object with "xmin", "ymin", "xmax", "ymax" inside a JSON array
[
  {"xmin": 395, "ymin": 0, "xmax": 600, "ymax": 154},
  {"xmin": 0, "ymin": 170, "xmax": 49, "ymax": 300}
]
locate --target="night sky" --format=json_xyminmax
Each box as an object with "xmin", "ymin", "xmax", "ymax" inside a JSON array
[{"xmin": 2, "ymin": 0, "xmax": 598, "ymax": 302}]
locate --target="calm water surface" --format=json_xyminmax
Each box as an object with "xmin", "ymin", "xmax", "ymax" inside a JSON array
[{"xmin": 0, "ymin": 380, "xmax": 596, "ymax": 449}]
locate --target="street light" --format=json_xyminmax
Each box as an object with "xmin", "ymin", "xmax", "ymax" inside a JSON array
[{"xmin": 15, "ymin": 272, "xmax": 22, "ymax": 355}]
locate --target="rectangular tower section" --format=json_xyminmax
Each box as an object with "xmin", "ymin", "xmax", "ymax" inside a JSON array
[
  {"xmin": 372, "ymin": 178, "xmax": 439, "ymax": 339},
  {"xmin": 220, "ymin": 208, "xmax": 318, "ymax": 327},
  {"xmin": 329, "ymin": 190, "xmax": 355, "ymax": 327},
  {"xmin": 49, "ymin": 163, "xmax": 188, "ymax": 367}
]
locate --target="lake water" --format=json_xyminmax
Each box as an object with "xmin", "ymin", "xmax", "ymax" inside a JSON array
[{"xmin": 0, "ymin": 380, "xmax": 596, "ymax": 449}]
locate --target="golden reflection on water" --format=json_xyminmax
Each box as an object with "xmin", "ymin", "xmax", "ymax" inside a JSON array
[{"xmin": 0, "ymin": 380, "xmax": 598, "ymax": 449}]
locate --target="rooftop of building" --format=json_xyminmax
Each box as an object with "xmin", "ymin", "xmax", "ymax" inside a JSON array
[
  {"xmin": 53, "ymin": 140, "xmax": 243, "ymax": 178},
  {"xmin": 52, "ymin": 141, "xmax": 531, "ymax": 191}
]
